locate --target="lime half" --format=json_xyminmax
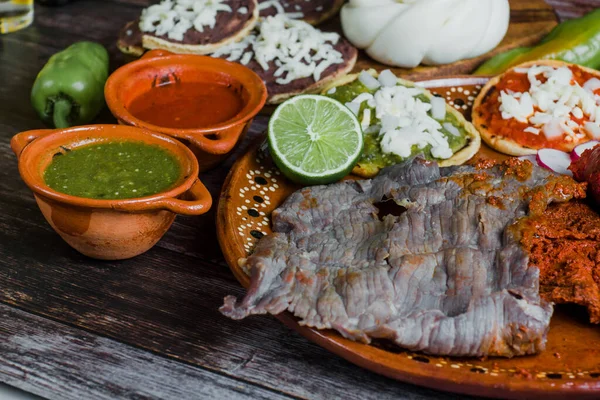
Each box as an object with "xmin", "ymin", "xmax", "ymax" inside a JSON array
[{"xmin": 268, "ymin": 95, "xmax": 363, "ymax": 185}]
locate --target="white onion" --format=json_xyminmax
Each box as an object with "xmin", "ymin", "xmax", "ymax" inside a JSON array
[
  {"xmin": 359, "ymin": 71, "xmax": 381, "ymax": 90},
  {"xmin": 430, "ymin": 96, "xmax": 446, "ymax": 120},
  {"xmin": 584, "ymin": 78, "xmax": 600, "ymax": 93},
  {"xmin": 378, "ymin": 69, "xmax": 398, "ymax": 88},
  {"xmin": 442, "ymin": 122, "xmax": 460, "ymax": 137},
  {"xmin": 345, "ymin": 102, "xmax": 360, "ymax": 116},
  {"xmin": 361, "ymin": 109, "xmax": 371, "ymax": 131},
  {"xmin": 524, "ymin": 127, "xmax": 540, "ymax": 135},
  {"xmin": 352, "ymin": 93, "xmax": 374, "ymax": 105},
  {"xmin": 584, "ymin": 121, "xmax": 600, "ymax": 139},
  {"xmin": 536, "ymin": 148, "xmax": 573, "ymax": 176},
  {"xmin": 571, "ymin": 140, "xmax": 600, "ymax": 161},
  {"xmin": 542, "ymin": 118, "xmax": 564, "ymax": 140}
]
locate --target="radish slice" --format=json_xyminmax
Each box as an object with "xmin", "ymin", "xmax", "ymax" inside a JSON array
[
  {"xmin": 536, "ymin": 149, "xmax": 573, "ymax": 176},
  {"xmin": 517, "ymin": 154, "xmax": 538, "ymax": 164},
  {"xmin": 571, "ymin": 140, "xmax": 600, "ymax": 161}
]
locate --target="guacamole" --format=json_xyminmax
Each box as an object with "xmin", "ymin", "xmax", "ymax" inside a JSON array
[
  {"xmin": 326, "ymin": 79, "xmax": 468, "ymax": 173},
  {"xmin": 44, "ymin": 141, "xmax": 181, "ymax": 200}
]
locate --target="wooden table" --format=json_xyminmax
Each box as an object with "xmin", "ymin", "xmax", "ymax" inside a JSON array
[{"xmin": 0, "ymin": 1, "xmax": 598, "ymax": 399}]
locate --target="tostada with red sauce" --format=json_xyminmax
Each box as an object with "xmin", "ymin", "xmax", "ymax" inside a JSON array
[{"xmin": 473, "ymin": 60, "xmax": 600, "ymax": 156}]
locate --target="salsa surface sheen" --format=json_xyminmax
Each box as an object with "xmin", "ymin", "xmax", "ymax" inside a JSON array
[
  {"xmin": 44, "ymin": 141, "xmax": 181, "ymax": 200},
  {"xmin": 128, "ymin": 81, "xmax": 244, "ymax": 129}
]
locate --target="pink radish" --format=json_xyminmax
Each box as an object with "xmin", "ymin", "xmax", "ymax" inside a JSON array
[
  {"xmin": 571, "ymin": 140, "xmax": 600, "ymax": 161},
  {"xmin": 536, "ymin": 149, "xmax": 573, "ymax": 177}
]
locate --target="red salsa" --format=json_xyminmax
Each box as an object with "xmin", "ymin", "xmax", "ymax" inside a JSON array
[
  {"xmin": 128, "ymin": 81, "xmax": 245, "ymax": 129},
  {"xmin": 478, "ymin": 65, "xmax": 599, "ymax": 151}
]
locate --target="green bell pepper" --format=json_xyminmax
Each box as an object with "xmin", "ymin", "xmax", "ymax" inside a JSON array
[
  {"xmin": 475, "ymin": 8, "xmax": 600, "ymax": 75},
  {"xmin": 31, "ymin": 41, "xmax": 109, "ymax": 128}
]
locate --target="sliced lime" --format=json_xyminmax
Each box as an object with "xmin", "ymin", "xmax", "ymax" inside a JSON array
[{"xmin": 268, "ymin": 95, "xmax": 363, "ymax": 185}]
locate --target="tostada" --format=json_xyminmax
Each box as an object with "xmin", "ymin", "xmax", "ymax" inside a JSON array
[
  {"xmin": 211, "ymin": 14, "xmax": 357, "ymax": 105},
  {"xmin": 473, "ymin": 60, "xmax": 600, "ymax": 156},
  {"xmin": 321, "ymin": 70, "xmax": 481, "ymax": 178},
  {"xmin": 118, "ymin": 0, "xmax": 258, "ymax": 56}
]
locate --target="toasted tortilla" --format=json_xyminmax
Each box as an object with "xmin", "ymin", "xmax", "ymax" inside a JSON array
[
  {"xmin": 472, "ymin": 60, "xmax": 598, "ymax": 156},
  {"xmin": 117, "ymin": 0, "xmax": 258, "ymax": 56},
  {"xmin": 117, "ymin": 21, "xmax": 145, "ymax": 57},
  {"xmin": 258, "ymin": 0, "xmax": 344, "ymax": 25},
  {"xmin": 321, "ymin": 71, "xmax": 482, "ymax": 178},
  {"xmin": 211, "ymin": 28, "xmax": 358, "ymax": 105},
  {"xmin": 266, "ymin": 47, "xmax": 357, "ymax": 105}
]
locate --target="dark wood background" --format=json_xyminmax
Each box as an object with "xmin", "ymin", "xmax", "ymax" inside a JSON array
[{"xmin": 1, "ymin": 1, "xmax": 598, "ymax": 399}]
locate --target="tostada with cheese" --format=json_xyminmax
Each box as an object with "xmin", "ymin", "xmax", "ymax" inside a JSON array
[
  {"xmin": 257, "ymin": 0, "xmax": 344, "ymax": 25},
  {"xmin": 473, "ymin": 60, "xmax": 600, "ymax": 156},
  {"xmin": 211, "ymin": 14, "xmax": 357, "ymax": 105},
  {"xmin": 321, "ymin": 70, "xmax": 481, "ymax": 178},
  {"xmin": 118, "ymin": 0, "xmax": 258, "ymax": 56}
]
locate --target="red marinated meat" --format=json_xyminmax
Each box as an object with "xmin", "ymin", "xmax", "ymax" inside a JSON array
[{"xmin": 570, "ymin": 145, "xmax": 600, "ymax": 204}]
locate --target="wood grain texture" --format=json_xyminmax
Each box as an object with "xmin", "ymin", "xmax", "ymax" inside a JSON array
[
  {"xmin": 0, "ymin": 304, "xmax": 291, "ymax": 400},
  {"xmin": 0, "ymin": 1, "xmax": 597, "ymax": 400}
]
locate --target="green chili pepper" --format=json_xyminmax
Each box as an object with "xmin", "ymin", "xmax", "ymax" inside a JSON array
[
  {"xmin": 31, "ymin": 41, "xmax": 109, "ymax": 128},
  {"xmin": 475, "ymin": 8, "xmax": 600, "ymax": 75}
]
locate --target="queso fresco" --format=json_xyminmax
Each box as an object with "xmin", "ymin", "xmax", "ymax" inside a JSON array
[{"xmin": 44, "ymin": 141, "xmax": 181, "ymax": 200}]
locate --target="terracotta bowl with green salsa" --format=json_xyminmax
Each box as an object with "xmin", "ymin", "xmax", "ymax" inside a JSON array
[{"xmin": 11, "ymin": 124, "xmax": 212, "ymax": 260}]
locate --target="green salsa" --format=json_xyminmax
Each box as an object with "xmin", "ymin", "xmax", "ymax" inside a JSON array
[
  {"xmin": 44, "ymin": 141, "xmax": 181, "ymax": 200},
  {"xmin": 327, "ymin": 79, "xmax": 468, "ymax": 171}
]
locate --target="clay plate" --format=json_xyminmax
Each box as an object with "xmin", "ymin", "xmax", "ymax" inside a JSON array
[{"xmin": 217, "ymin": 76, "xmax": 600, "ymax": 399}]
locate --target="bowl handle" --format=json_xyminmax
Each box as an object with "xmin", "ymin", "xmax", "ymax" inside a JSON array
[
  {"xmin": 142, "ymin": 49, "xmax": 174, "ymax": 59},
  {"xmin": 11, "ymin": 129, "xmax": 55, "ymax": 159},
  {"xmin": 169, "ymin": 123, "xmax": 248, "ymax": 156},
  {"xmin": 132, "ymin": 178, "xmax": 213, "ymax": 215}
]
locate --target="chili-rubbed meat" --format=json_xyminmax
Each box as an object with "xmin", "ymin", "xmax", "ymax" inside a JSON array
[
  {"xmin": 221, "ymin": 159, "xmax": 587, "ymax": 357},
  {"xmin": 570, "ymin": 145, "xmax": 600, "ymax": 204},
  {"xmin": 524, "ymin": 201, "xmax": 600, "ymax": 323}
]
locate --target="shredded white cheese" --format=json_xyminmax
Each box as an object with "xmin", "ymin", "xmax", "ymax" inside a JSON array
[
  {"xmin": 258, "ymin": 0, "xmax": 304, "ymax": 19},
  {"xmin": 211, "ymin": 14, "xmax": 344, "ymax": 84},
  {"xmin": 346, "ymin": 70, "xmax": 455, "ymax": 160},
  {"xmin": 139, "ymin": 0, "xmax": 232, "ymax": 41},
  {"xmin": 499, "ymin": 65, "xmax": 600, "ymax": 141}
]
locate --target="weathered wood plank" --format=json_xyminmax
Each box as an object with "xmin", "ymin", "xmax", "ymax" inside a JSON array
[
  {"xmin": 0, "ymin": 304, "xmax": 293, "ymax": 400},
  {"xmin": 0, "ymin": 209, "xmax": 467, "ymax": 400}
]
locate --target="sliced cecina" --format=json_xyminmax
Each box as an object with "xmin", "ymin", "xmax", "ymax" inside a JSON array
[
  {"xmin": 134, "ymin": 0, "xmax": 259, "ymax": 55},
  {"xmin": 473, "ymin": 60, "xmax": 600, "ymax": 156},
  {"xmin": 211, "ymin": 14, "xmax": 357, "ymax": 104}
]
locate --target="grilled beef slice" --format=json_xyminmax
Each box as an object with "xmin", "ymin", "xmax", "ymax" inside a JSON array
[{"xmin": 221, "ymin": 159, "xmax": 586, "ymax": 357}]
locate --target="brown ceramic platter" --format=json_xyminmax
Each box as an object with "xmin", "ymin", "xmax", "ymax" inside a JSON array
[{"xmin": 217, "ymin": 76, "xmax": 600, "ymax": 399}]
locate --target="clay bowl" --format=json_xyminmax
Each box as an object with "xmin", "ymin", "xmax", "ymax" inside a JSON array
[
  {"xmin": 11, "ymin": 124, "xmax": 212, "ymax": 260},
  {"xmin": 105, "ymin": 49, "xmax": 268, "ymax": 171}
]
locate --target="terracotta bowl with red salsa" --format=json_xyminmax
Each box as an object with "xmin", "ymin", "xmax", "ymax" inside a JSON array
[
  {"xmin": 105, "ymin": 49, "xmax": 268, "ymax": 171},
  {"xmin": 11, "ymin": 125, "xmax": 212, "ymax": 260}
]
